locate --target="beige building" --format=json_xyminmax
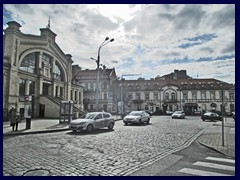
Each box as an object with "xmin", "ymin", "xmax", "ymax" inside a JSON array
[
  {"xmin": 72, "ymin": 65, "xmax": 118, "ymax": 113},
  {"xmin": 114, "ymin": 70, "xmax": 235, "ymax": 115},
  {"xmin": 3, "ymin": 21, "xmax": 84, "ymax": 120}
]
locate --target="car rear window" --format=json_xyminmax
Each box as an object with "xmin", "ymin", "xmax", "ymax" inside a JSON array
[
  {"xmin": 129, "ymin": 112, "xmax": 141, "ymax": 116},
  {"xmin": 174, "ymin": 111, "xmax": 182, "ymax": 114}
]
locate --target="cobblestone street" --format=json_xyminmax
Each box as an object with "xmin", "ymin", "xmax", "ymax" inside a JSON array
[{"xmin": 3, "ymin": 116, "xmax": 213, "ymax": 176}]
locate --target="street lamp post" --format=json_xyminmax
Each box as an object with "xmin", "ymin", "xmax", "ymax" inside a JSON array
[
  {"xmin": 91, "ymin": 37, "xmax": 114, "ymax": 111},
  {"xmin": 120, "ymin": 73, "xmax": 141, "ymax": 117},
  {"xmin": 220, "ymin": 83, "xmax": 225, "ymax": 146}
]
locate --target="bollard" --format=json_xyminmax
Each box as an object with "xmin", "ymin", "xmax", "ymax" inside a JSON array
[{"xmin": 26, "ymin": 118, "xmax": 31, "ymax": 129}]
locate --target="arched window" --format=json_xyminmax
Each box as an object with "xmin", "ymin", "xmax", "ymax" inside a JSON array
[
  {"xmin": 210, "ymin": 103, "xmax": 217, "ymax": 108},
  {"xmin": 42, "ymin": 53, "xmax": 52, "ymax": 66},
  {"xmin": 19, "ymin": 52, "xmax": 37, "ymax": 73},
  {"xmin": 55, "ymin": 63, "xmax": 63, "ymax": 81}
]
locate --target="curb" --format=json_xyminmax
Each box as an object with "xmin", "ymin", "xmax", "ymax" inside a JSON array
[
  {"xmin": 3, "ymin": 119, "xmax": 123, "ymax": 137},
  {"xmin": 197, "ymin": 139, "xmax": 234, "ymax": 158},
  {"xmin": 196, "ymin": 123, "xmax": 235, "ymax": 158},
  {"xmin": 3, "ymin": 128, "xmax": 70, "ymax": 137}
]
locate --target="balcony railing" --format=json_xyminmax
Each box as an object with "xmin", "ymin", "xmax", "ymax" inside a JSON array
[
  {"xmin": 182, "ymin": 99, "xmax": 235, "ymax": 103},
  {"xmin": 132, "ymin": 99, "xmax": 144, "ymax": 103},
  {"xmin": 162, "ymin": 99, "xmax": 178, "ymax": 103},
  {"xmin": 84, "ymin": 99, "xmax": 113, "ymax": 103}
]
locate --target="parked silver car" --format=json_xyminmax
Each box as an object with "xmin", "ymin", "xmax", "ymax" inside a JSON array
[
  {"xmin": 69, "ymin": 112, "xmax": 115, "ymax": 132},
  {"xmin": 123, "ymin": 111, "xmax": 150, "ymax": 125},
  {"xmin": 171, "ymin": 110, "xmax": 185, "ymax": 119}
]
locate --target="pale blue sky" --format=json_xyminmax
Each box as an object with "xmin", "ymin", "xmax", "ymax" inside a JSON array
[{"xmin": 3, "ymin": 4, "xmax": 235, "ymax": 83}]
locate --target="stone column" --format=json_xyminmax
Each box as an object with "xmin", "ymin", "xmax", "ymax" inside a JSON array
[
  {"xmin": 76, "ymin": 90, "xmax": 79, "ymax": 103},
  {"xmin": 58, "ymin": 86, "xmax": 61, "ymax": 98},
  {"xmin": 52, "ymin": 58, "xmax": 56, "ymax": 78},
  {"xmin": 39, "ymin": 79, "xmax": 43, "ymax": 95},
  {"xmin": 25, "ymin": 79, "xmax": 30, "ymax": 95}
]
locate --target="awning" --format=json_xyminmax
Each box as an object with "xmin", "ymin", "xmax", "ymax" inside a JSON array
[
  {"xmin": 184, "ymin": 103, "xmax": 198, "ymax": 107},
  {"xmin": 210, "ymin": 103, "xmax": 217, "ymax": 107},
  {"xmin": 162, "ymin": 103, "xmax": 168, "ymax": 107}
]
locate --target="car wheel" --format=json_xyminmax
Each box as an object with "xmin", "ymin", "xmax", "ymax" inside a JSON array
[
  {"xmin": 108, "ymin": 122, "xmax": 114, "ymax": 130},
  {"xmin": 202, "ymin": 118, "xmax": 205, "ymax": 121},
  {"xmin": 72, "ymin": 130, "xmax": 77, "ymax": 133},
  {"xmin": 139, "ymin": 119, "xmax": 142, "ymax": 125},
  {"xmin": 124, "ymin": 122, "xmax": 128, "ymax": 125},
  {"xmin": 147, "ymin": 118, "xmax": 150, "ymax": 124},
  {"xmin": 86, "ymin": 124, "xmax": 93, "ymax": 132}
]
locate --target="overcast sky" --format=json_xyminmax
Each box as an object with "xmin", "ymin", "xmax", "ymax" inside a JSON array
[{"xmin": 3, "ymin": 4, "xmax": 235, "ymax": 83}]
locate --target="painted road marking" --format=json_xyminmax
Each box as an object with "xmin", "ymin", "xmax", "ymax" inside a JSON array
[
  {"xmin": 179, "ymin": 168, "xmax": 231, "ymax": 176},
  {"xmin": 193, "ymin": 161, "xmax": 235, "ymax": 171},
  {"xmin": 205, "ymin": 157, "xmax": 235, "ymax": 164},
  {"xmin": 178, "ymin": 157, "xmax": 235, "ymax": 176}
]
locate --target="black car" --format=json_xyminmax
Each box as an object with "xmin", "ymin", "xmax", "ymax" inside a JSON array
[
  {"xmin": 121, "ymin": 112, "xmax": 130, "ymax": 119},
  {"xmin": 144, "ymin": 110, "xmax": 153, "ymax": 116},
  {"xmin": 201, "ymin": 112, "xmax": 223, "ymax": 121}
]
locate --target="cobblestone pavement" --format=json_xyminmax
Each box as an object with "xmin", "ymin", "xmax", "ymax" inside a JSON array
[{"xmin": 3, "ymin": 116, "xmax": 213, "ymax": 176}]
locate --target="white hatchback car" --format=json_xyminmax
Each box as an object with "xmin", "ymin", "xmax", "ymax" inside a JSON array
[
  {"xmin": 69, "ymin": 112, "xmax": 115, "ymax": 132},
  {"xmin": 123, "ymin": 111, "xmax": 150, "ymax": 125},
  {"xmin": 171, "ymin": 111, "xmax": 185, "ymax": 119}
]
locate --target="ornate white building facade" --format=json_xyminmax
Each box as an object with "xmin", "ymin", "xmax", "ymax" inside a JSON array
[{"xmin": 115, "ymin": 70, "xmax": 235, "ymax": 115}]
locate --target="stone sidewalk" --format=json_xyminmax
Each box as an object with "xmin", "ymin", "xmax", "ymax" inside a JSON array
[
  {"xmin": 197, "ymin": 118, "xmax": 235, "ymax": 158},
  {"xmin": 3, "ymin": 114, "xmax": 122, "ymax": 136},
  {"xmin": 3, "ymin": 118, "xmax": 69, "ymax": 135},
  {"xmin": 3, "ymin": 116, "xmax": 235, "ymax": 158}
]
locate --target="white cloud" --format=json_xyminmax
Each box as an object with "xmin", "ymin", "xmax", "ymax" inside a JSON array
[{"xmin": 3, "ymin": 4, "xmax": 235, "ymax": 83}]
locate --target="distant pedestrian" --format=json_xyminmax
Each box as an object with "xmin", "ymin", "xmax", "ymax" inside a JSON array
[{"xmin": 9, "ymin": 106, "xmax": 19, "ymax": 131}]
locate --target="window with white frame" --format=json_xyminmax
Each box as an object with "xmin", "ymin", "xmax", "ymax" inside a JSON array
[
  {"xmin": 210, "ymin": 92, "xmax": 216, "ymax": 100},
  {"xmin": 127, "ymin": 94, "xmax": 132, "ymax": 101},
  {"xmin": 145, "ymin": 93, "xmax": 149, "ymax": 101},
  {"xmin": 219, "ymin": 91, "xmax": 225, "ymax": 99},
  {"xmin": 165, "ymin": 92, "xmax": 169, "ymax": 100},
  {"xmin": 201, "ymin": 92, "xmax": 206, "ymax": 99},
  {"xmin": 230, "ymin": 92, "xmax": 234, "ymax": 100},
  {"xmin": 136, "ymin": 93, "xmax": 141, "ymax": 100},
  {"xmin": 192, "ymin": 92, "xmax": 197, "ymax": 100},
  {"xmin": 183, "ymin": 92, "xmax": 188, "ymax": 100},
  {"xmin": 171, "ymin": 92, "xmax": 176, "ymax": 100}
]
